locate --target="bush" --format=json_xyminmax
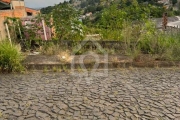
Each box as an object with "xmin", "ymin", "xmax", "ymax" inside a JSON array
[
  {"xmin": 162, "ymin": 34, "xmax": 180, "ymax": 60},
  {"xmin": 118, "ymin": 21, "xmax": 180, "ymax": 61},
  {"xmin": 138, "ymin": 21, "xmax": 180, "ymax": 60},
  {"xmin": 0, "ymin": 41, "xmax": 24, "ymax": 73}
]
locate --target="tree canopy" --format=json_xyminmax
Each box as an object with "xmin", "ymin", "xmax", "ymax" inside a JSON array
[{"xmin": 45, "ymin": 3, "xmax": 84, "ymax": 40}]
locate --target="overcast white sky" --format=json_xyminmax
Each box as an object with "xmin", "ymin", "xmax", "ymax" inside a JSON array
[{"xmin": 24, "ymin": 0, "xmax": 67, "ymax": 8}]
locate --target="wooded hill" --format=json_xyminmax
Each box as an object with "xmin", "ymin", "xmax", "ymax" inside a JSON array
[{"xmin": 41, "ymin": 0, "xmax": 178, "ymax": 15}]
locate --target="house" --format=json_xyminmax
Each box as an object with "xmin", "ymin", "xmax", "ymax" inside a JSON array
[{"xmin": 0, "ymin": 0, "xmax": 40, "ymax": 40}]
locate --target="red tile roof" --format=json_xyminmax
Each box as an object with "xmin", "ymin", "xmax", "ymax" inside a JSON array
[
  {"xmin": 25, "ymin": 7, "xmax": 40, "ymax": 13},
  {"xmin": 25, "ymin": 7, "xmax": 39, "ymax": 13},
  {"xmin": 1, "ymin": 0, "xmax": 11, "ymax": 3}
]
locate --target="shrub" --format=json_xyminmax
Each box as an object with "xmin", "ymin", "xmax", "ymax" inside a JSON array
[
  {"xmin": 0, "ymin": 41, "xmax": 24, "ymax": 73},
  {"xmin": 119, "ymin": 21, "xmax": 180, "ymax": 61},
  {"xmin": 161, "ymin": 33, "xmax": 180, "ymax": 60}
]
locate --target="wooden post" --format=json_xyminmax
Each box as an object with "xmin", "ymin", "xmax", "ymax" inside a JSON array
[
  {"xmin": 0, "ymin": 31, "xmax": 2, "ymax": 41},
  {"xmin": 5, "ymin": 23, "xmax": 12, "ymax": 46},
  {"xmin": 49, "ymin": 27, "xmax": 51, "ymax": 40},
  {"xmin": 17, "ymin": 20, "xmax": 22, "ymax": 39},
  {"xmin": 42, "ymin": 19, "xmax": 47, "ymax": 40}
]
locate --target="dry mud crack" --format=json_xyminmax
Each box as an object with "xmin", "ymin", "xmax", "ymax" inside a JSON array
[{"xmin": 0, "ymin": 69, "xmax": 180, "ymax": 120}]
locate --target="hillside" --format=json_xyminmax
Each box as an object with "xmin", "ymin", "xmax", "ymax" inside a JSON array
[{"xmin": 41, "ymin": 0, "xmax": 179, "ymax": 15}]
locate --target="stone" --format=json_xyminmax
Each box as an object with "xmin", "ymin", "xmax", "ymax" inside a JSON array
[
  {"xmin": 151, "ymin": 111, "xmax": 159, "ymax": 116},
  {"xmin": 52, "ymin": 106, "xmax": 60, "ymax": 113},
  {"xmin": 17, "ymin": 116, "xmax": 25, "ymax": 120},
  {"xmin": 25, "ymin": 114, "xmax": 34, "ymax": 119},
  {"xmin": 0, "ymin": 106, "xmax": 6, "ymax": 111},
  {"xmin": 25, "ymin": 117, "xmax": 40, "ymax": 120},
  {"xmin": 105, "ymin": 109, "xmax": 114, "ymax": 115},
  {"xmin": 36, "ymin": 111, "xmax": 50, "ymax": 119},
  {"xmin": 57, "ymin": 116, "xmax": 63, "ymax": 120},
  {"xmin": 59, "ymin": 110, "xmax": 65, "ymax": 115},
  {"xmin": 13, "ymin": 109, "xmax": 22, "ymax": 117},
  {"xmin": 109, "ymin": 115, "xmax": 116, "ymax": 120},
  {"xmin": 166, "ymin": 114, "xmax": 175, "ymax": 119}
]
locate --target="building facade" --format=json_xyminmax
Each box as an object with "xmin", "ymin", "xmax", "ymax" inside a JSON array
[{"xmin": 0, "ymin": 0, "xmax": 40, "ymax": 40}]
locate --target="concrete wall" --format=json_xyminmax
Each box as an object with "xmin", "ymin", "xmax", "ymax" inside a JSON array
[
  {"xmin": 0, "ymin": 9, "xmax": 27, "ymax": 40},
  {"xmin": 0, "ymin": 0, "xmax": 27, "ymax": 41},
  {"xmin": 0, "ymin": 1, "xmax": 41, "ymax": 41},
  {"xmin": 11, "ymin": 1, "xmax": 25, "ymax": 10},
  {"xmin": 0, "ymin": 9, "xmax": 26, "ymax": 17},
  {"xmin": 0, "ymin": 17, "xmax": 6, "ymax": 41}
]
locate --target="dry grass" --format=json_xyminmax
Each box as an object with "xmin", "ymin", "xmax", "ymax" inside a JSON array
[
  {"xmin": 111, "ymin": 56, "xmax": 119, "ymax": 63},
  {"xmin": 41, "ymin": 44, "xmax": 58, "ymax": 55},
  {"xmin": 57, "ymin": 50, "xmax": 72, "ymax": 63}
]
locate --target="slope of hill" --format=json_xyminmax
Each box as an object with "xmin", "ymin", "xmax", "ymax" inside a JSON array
[{"xmin": 40, "ymin": 0, "xmax": 180, "ymax": 16}]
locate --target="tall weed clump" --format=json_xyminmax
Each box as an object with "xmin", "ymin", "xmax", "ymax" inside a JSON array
[
  {"xmin": 0, "ymin": 41, "xmax": 24, "ymax": 72},
  {"xmin": 162, "ymin": 33, "xmax": 180, "ymax": 60},
  {"xmin": 139, "ymin": 21, "xmax": 180, "ymax": 60},
  {"xmin": 121, "ymin": 21, "xmax": 180, "ymax": 61}
]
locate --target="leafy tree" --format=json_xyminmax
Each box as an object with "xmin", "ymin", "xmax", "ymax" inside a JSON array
[
  {"xmin": 69, "ymin": 0, "xmax": 74, "ymax": 4},
  {"xmin": 98, "ymin": 4, "xmax": 127, "ymax": 29},
  {"xmin": 89, "ymin": 0, "xmax": 165, "ymax": 28},
  {"xmin": 45, "ymin": 3, "xmax": 84, "ymax": 40},
  {"xmin": 84, "ymin": 6, "xmax": 97, "ymax": 14},
  {"xmin": 96, "ymin": 5, "xmax": 104, "ymax": 11},
  {"xmin": 172, "ymin": 0, "xmax": 177, "ymax": 5},
  {"xmin": 41, "ymin": 6, "xmax": 54, "ymax": 14},
  {"xmin": 81, "ymin": 1, "xmax": 88, "ymax": 8},
  {"xmin": 96, "ymin": 0, "xmax": 152, "ymax": 29}
]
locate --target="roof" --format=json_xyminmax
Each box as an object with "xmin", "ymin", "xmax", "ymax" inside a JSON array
[
  {"xmin": 0, "ymin": 0, "xmax": 40, "ymax": 14},
  {"xmin": 1, "ymin": 0, "xmax": 11, "ymax": 3},
  {"xmin": 25, "ymin": 7, "xmax": 40, "ymax": 13},
  {"xmin": 0, "ymin": 1, "xmax": 10, "ymax": 9}
]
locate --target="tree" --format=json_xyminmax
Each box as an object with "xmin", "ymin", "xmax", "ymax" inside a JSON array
[
  {"xmin": 69, "ymin": 0, "xmax": 74, "ymax": 4},
  {"xmin": 46, "ymin": 3, "xmax": 84, "ymax": 40},
  {"xmin": 99, "ymin": 4, "xmax": 127, "ymax": 29},
  {"xmin": 84, "ymin": 6, "xmax": 97, "ymax": 14},
  {"xmin": 41, "ymin": 6, "xmax": 54, "ymax": 14},
  {"xmin": 172, "ymin": 0, "xmax": 177, "ymax": 5}
]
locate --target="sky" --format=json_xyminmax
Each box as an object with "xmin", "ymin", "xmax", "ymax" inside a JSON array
[{"xmin": 24, "ymin": 0, "xmax": 67, "ymax": 8}]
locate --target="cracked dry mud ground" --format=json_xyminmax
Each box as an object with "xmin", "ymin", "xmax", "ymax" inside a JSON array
[{"xmin": 0, "ymin": 68, "xmax": 180, "ymax": 120}]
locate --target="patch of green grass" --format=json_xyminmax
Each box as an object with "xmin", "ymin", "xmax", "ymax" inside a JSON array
[
  {"xmin": 43, "ymin": 67, "xmax": 48, "ymax": 73},
  {"xmin": 0, "ymin": 40, "xmax": 25, "ymax": 73},
  {"xmin": 0, "ymin": 111, "xmax": 3, "ymax": 118},
  {"xmin": 52, "ymin": 66, "xmax": 57, "ymax": 72}
]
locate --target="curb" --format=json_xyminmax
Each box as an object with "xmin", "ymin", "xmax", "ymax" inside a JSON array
[{"xmin": 24, "ymin": 61, "xmax": 180, "ymax": 70}]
